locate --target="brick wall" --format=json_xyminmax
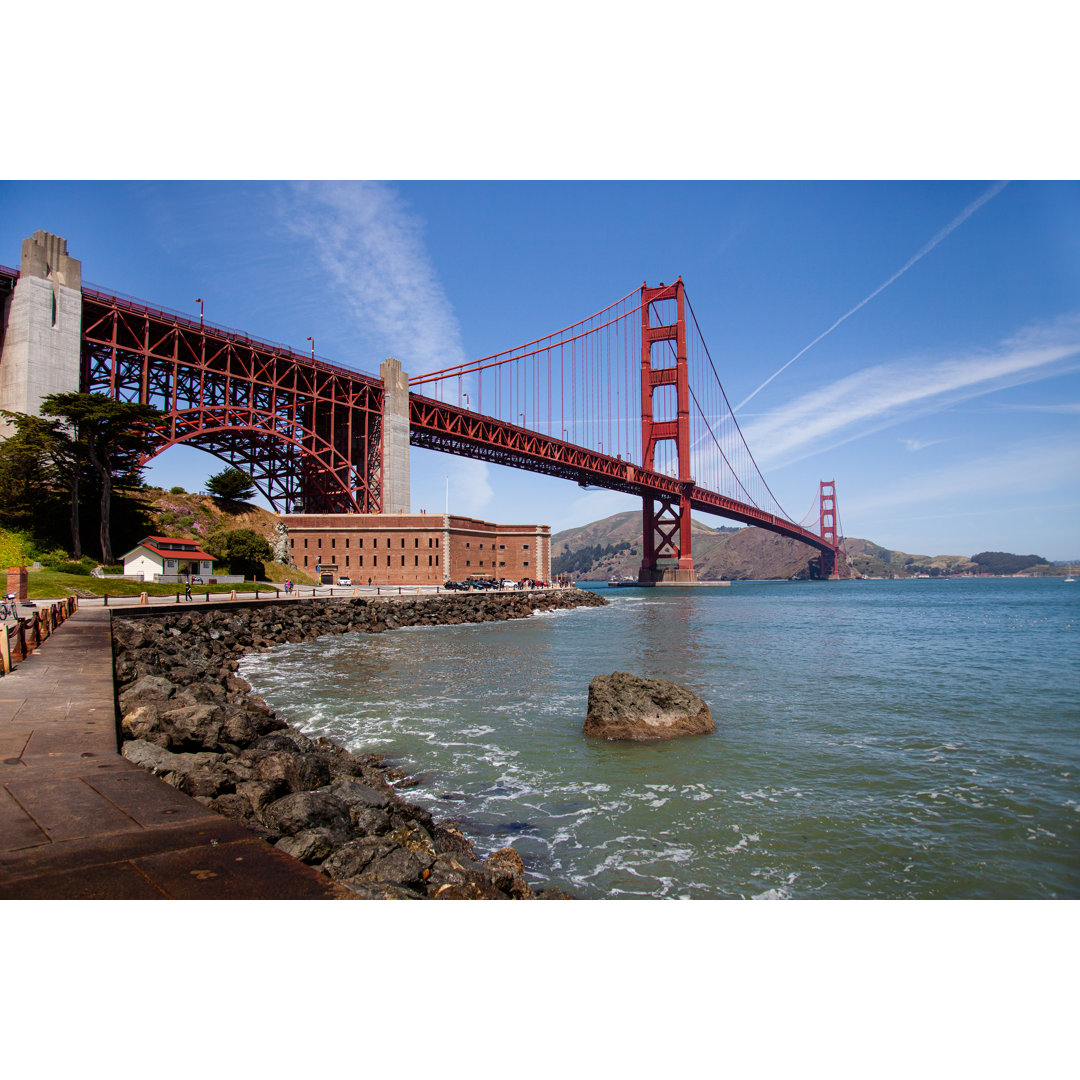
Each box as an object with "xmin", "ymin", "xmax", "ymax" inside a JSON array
[{"xmin": 280, "ymin": 513, "xmax": 551, "ymax": 585}]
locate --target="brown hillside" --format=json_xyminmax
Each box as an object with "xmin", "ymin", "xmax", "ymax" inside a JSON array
[
  {"xmin": 551, "ymin": 512, "xmax": 820, "ymax": 580},
  {"xmin": 137, "ymin": 488, "xmax": 281, "ymax": 544}
]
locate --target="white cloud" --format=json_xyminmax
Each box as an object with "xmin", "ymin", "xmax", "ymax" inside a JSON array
[
  {"xmin": 741, "ymin": 316, "xmax": 1080, "ymax": 471},
  {"xmin": 900, "ymin": 437, "xmax": 946, "ymax": 452},
  {"xmin": 448, "ymin": 458, "xmax": 494, "ymax": 517},
  {"xmin": 283, "ymin": 182, "xmax": 467, "ymax": 376},
  {"xmin": 853, "ymin": 434, "xmax": 1080, "ymax": 516}
]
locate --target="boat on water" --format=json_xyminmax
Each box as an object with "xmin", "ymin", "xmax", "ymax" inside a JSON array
[{"xmin": 1065, "ymin": 565, "xmax": 1076, "ymax": 582}]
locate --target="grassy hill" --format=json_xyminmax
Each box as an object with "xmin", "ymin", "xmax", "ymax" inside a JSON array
[
  {"xmin": 135, "ymin": 487, "xmax": 315, "ymax": 584},
  {"xmin": 5, "ymin": 487, "xmax": 316, "ymax": 598}
]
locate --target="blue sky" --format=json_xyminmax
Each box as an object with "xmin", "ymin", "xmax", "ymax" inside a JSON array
[{"xmin": 2, "ymin": 180, "xmax": 1078, "ymax": 559}]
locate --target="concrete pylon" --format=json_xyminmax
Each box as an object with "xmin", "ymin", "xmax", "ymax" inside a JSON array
[
  {"xmin": 380, "ymin": 356, "xmax": 410, "ymax": 514},
  {"xmin": 0, "ymin": 232, "xmax": 83, "ymax": 437}
]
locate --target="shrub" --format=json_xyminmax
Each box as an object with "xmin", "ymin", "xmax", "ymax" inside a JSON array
[
  {"xmin": 55, "ymin": 562, "xmax": 90, "ymax": 576},
  {"xmin": 169, "ymin": 486, "xmax": 187, "ymax": 494},
  {"xmin": 39, "ymin": 549, "xmax": 74, "ymax": 571}
]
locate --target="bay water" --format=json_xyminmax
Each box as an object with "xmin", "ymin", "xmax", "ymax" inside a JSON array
[{"xmin": 240, "ymin": 578, "xmax": 1079, "ymax": 899}]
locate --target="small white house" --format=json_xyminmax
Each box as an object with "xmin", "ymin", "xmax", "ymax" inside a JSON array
[{"xmin": 122, "ymin": 536, "xmax": 215, "ymax": 582}]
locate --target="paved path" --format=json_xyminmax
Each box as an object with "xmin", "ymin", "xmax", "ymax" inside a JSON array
[{"xmin": 0, "ymin": 607, "xmax": 350, "ymax": 899}]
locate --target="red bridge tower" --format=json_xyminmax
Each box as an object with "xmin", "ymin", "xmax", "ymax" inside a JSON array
[
  {"xmin": 818, "ymin": 479, "xmax": 842, "ymax": 578},
  {"xmin": 638, "ymin": 279, "xmax": 696, "ymax": 583}
]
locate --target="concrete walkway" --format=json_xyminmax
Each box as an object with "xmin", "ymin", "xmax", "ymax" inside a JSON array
[{"xmin": 0, "ymin": 607, "xmax": 350, "ymax": 899}]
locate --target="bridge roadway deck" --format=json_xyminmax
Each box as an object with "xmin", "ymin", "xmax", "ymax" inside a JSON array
[{"xmin": 0, "ymin": 606, "xmax": 350, "ymax": 899}]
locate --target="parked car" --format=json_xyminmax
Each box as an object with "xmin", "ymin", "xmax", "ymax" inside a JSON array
[{"xmin": 338, "ymin": 576, "xmax": 352, "ymax": 586}]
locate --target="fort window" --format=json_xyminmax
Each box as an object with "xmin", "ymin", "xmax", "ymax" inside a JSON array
[
  {"xmin": 414, "ymin": 555, "xmax": 419, "ymax": 566},
  {"xmin": 523, "ymin": 544, "xmax": 529, "ymax": 549},
  {"xmin": 318, "ymin": 539, "xmax": 322, "ymax": 549},
  {"xmin": 359, "ymin": 556, "xmax": 363, "ymax": 567},
  {"xmin": 400, "ymin": 555, "xmax": 405, "ymax": 566},
  {"xmin": 524, "ymin": 560, "xmax": 529, "ymax": 566},
  {"xmin": 345, "ymin": 556, "xmax": 349, "ymax": 567}
]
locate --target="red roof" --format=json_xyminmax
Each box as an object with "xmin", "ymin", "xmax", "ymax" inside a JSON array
[
  {"xmin": 126, "ymin": 537, "xmax": 215, "ymax": 562},
  {"xmin": 143, "ymin": 535, "xmax": 202, "ymax": 547}
]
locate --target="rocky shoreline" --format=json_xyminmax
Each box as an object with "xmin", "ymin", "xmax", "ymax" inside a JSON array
[{"xmin": 111, "ymin": 588, "xmax": 607, "ymax": 899}]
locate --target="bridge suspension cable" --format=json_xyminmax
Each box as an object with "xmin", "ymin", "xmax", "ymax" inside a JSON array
[{"xmin": 407, "ymin": 280, "xmax": 837, "ymax": 565}]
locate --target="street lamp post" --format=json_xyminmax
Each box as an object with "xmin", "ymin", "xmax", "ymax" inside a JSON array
[
  {"xmin": 306, "ymin": 336, "xmax": 315, "ymax": 360},
  {"xmin": 195, "ymin": 298, "xmax": 204, "ymax": 327}
]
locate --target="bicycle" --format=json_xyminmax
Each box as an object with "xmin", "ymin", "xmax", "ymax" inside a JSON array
[{"xmin": 0, "ymin": 593, "xmax": 18, "ymax": 621}]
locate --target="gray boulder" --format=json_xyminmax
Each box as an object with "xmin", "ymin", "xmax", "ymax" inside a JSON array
[
  {"xmin": 261, "ymin": 790, "xmax": 351, "ymax": 838},
  {"xmin": 584, "ymin": 672, "xmax": 714, "ymax": 741}
]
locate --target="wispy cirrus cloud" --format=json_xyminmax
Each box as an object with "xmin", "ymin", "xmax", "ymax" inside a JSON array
[
  {"xmin": 900, "ymin": 437, "xmax": 947, "ymax": 452},
  {"xmin": 740, "ymin": 315, "xmax": 1080, "ymax": 471},
  {"xmin": 853, "ymin": 433, "xmax": 1080, "ymax": 516},
  {"xmin": 283, "ymin": 181, "xmax": 468, "ymax": 376},
  {"xmin": 282, "ymin": 181, "xmax": 490, "ymax": 511}
]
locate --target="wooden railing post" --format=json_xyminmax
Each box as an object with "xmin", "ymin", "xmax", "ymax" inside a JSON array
[{"xmin": 0, "ymin": 626, "xmax": 11, "ymax": 674}]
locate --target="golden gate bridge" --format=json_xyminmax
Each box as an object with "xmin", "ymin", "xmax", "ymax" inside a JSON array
[{"xmin": 0, "ymin": 252, "xmax": 846, "ymax": 581}]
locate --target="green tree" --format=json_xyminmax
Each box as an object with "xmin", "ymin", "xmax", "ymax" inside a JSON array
[
  {"xmin": 206, "ymin": 467, "xmax": 257, "ymax": 502},
  {"xmin": 221, "ymin": 528, "xmax": 272, "ymax": 579},
  {"xmin": 39, "ymin": 393, "xmax": 162, "ymax": 564},
  {"xmin": 0, "ymin": 410, "xmax": 86, "ymax": 556}
]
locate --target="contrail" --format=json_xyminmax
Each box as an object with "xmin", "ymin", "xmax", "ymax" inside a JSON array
[{"xmin": 734, "ymin": 180, "xmax": 1010, "ymax": 413}]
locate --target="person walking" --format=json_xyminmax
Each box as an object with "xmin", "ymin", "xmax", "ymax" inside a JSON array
[{"xmin": 184, "ymin": 579, "xmax": 193, "ymax": 601}]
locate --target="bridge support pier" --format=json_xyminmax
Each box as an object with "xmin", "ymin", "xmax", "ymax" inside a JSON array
[
  {"xmin": 0, "ymin": 231, "xmax": 82, "ymax": 438},
  {"xmin": 380, "ymin": 356, "xmax": 411, "ymax": 513},
  {"xmin": 639, "ymin": 493, "xmax": 697, "ymax": 583}
]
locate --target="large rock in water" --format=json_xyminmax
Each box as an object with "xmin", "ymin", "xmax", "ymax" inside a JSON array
[{"xmin": 584, "ymin": 672, "xmax": 714, "ymax": 741}]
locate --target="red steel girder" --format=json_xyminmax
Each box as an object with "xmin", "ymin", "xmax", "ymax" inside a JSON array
[{"xmin": 79, "ymin": 289, "xmax": 383, "ymax": 514}]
